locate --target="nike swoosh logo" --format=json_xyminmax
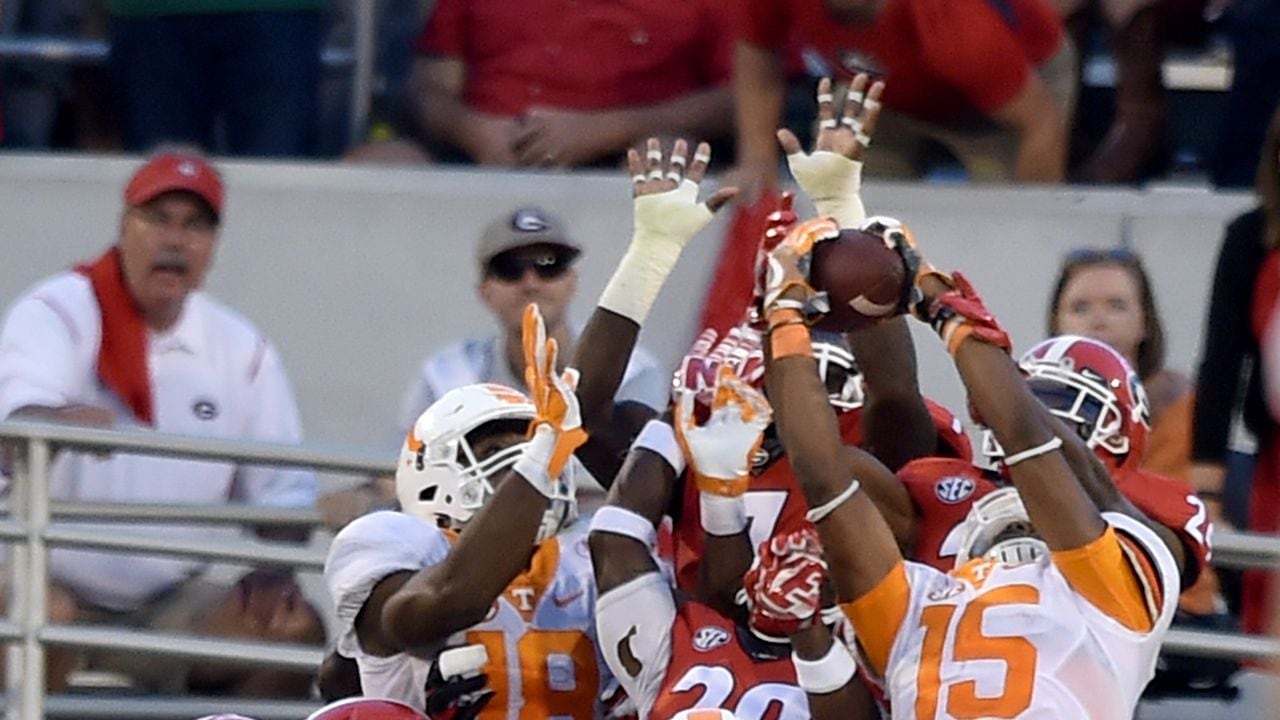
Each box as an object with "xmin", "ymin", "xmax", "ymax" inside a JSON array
[{"xmin": 553, "ymin": 590, "xmax": 585, "ymax": 608}]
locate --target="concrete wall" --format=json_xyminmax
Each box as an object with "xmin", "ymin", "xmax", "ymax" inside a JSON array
[{"xmin": 0, "ymin": 153, "xmax": 1257, "ymax": 455}]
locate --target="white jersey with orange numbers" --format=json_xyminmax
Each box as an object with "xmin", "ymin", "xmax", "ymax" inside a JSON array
[
  {"xmin": 843, "ymin": 512, "xmax": 1179, "ymax": 720},
  {"xmin": 324, "ymin": 510, "xmax": 604, "ymax": 718}
]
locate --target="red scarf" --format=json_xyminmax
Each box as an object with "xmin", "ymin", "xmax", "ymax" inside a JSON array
[{"xmin": 74, "ymin": 248, "xmax": 154, "ymax": 425}]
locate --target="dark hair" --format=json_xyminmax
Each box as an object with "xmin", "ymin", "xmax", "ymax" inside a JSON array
[
  {"xmin": 1046, "ymin": 247, "xmax": 1165, "ymax": 380},
  {"xmin": 1259, "ymin": 104, "xmax": 1280, "ymax": 250}
]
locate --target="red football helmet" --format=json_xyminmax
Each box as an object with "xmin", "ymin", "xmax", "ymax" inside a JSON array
[
  {"xmin": 985, "ymin": 335, "xmax": 1150, "ymax": 473},
  {"xmin": 304, "ymin": 698, "xmax": 428, "ymax": 720}
]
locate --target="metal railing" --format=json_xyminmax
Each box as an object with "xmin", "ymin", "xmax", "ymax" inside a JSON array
[
  {"xmin": 0, "ymin": 0, "xmax": 379, "ymax": 147},
  {"xmin": 0, "ymin": 420, "xmax": 394, "ymax": 720},
  {"xmin": 1, "ymin": 419, "xmax": 1279, "ymax": 718}
]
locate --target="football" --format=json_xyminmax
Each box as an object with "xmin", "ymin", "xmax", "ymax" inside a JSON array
[{"xmin": 810, "ymin": 228, "xmax": 910, "ymax": 333}]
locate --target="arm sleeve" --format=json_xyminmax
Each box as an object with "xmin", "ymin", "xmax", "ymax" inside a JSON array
[
  {"xmin": 324, "ymin": 511, "xmax": 452, "ymax": 657},
  {"xmin": 921, "ymin": 0, "xmax": 1034, "ymax": 114},
  {"xmin": 1192, "ymin": 211, "xmax": 1267, "ymax": 461},
  {"xmin": 1052, "ymin": 512, "xmax": 1181, "ymax": 635},
  {"xmin": 0, "ymin": 293, "xmax": 86, "ymax": 419},
  {"xmin": 838, "ymin": 562, "xmax": 914, "ymax": 677},
  {"xmin": 595, "ymin": 572, "xmax": 677, "ymax": 718},
  {"xmin": 232, "ymin": 341, "xmax": 317, "ymax": 508},
  {"xmin": 414, "ymin": 0, "xmax": 467, "ymax": 57}
]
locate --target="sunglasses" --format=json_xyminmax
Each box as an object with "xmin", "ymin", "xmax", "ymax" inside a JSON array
[
  {"xmin": 1063, "ymin": 246, "xmax": 1139, "ymax": 265},
  {"xmin": 485, "ymin": 249, "xmax": 576, "ymax": 283}
]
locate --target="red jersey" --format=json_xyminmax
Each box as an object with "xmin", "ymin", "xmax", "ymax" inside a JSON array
[
  {"xmin": 650, "ymin": 602, "xmax": 807, "ymax": 719},
  {"xmin": 673, "ymin": 400, "xmax": 970, "ymax": 590},
  {"xmin": 900, "ymin": 458, "xmax": 1213, "ymax": 593},
  {"xmin": 416, "ymin": 0, "xmax": 733, "ymax": 117},
  {"xmin": 738, "ymin": 0, "xmax": 1062, "ymax": 124},
  {"xmin": 898, "ymin": 457, "xmax": 1001, "ymax": 569}
]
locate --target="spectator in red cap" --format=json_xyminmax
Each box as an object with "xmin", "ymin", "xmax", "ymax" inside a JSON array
[{"xmin": 0, "ymin": 150, "xmax": 323, "ymax": 695}]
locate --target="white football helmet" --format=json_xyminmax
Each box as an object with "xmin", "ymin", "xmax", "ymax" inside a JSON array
[
  {"xmin": 397, "ymin": 383, "xmax": 576, "ymax": 543},
  {"xmin": 952, "ymin": 487, "xmax": 1047, "ymax": 567}
]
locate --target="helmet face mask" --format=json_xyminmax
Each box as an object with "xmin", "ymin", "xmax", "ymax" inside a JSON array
[
  {"xmin": 812, "ymin": 335, "xmax": 865, "ymax": 411},
  {"xmin": 398, "ymin": 384, "xmax": 576, "ymax": 543},
  {"xmin": 954, "ymin": 487, "xmax": 1047, "ymax": 567}
]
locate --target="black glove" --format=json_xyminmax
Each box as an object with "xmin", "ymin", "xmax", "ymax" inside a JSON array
[{"xmin": 423, "ymin": 649, "xmax": 495, "ymax": 720}]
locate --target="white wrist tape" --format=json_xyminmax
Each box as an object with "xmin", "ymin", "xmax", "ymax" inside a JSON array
[
  {"xmin": 793, "ymin": 639, "xmax": 857, "ymax": 694},
  {"xmin": 1003, "ymin": 436, "xmax": 1064, "ymax": 467},
  {"xmin": 805, "ymin": 478, "xmax": 862, "ymax": 524},
  {"xmin": 589, "ymin": 506, "xmax": 657, "ymax": 549},
  {"xmin": 599, "ymin": 180, "xmax": 713, "ymax": 324},
  {"xmin": 786, "ymin": 151, "xmax": 866, "ymax": 228},
  {"xmin": 633, "ymin": 420, "xmax": 686, "ymax": 475},
  {"xmin": 512, "ymin": 424, "xmax": 558, "ymax": 499},
  {"xmin": 700, "ymin": 493, "xmax": 748, "ymax": 537}
]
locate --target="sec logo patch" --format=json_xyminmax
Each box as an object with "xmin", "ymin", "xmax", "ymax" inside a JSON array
[
  {"xmin": 692, "ymin": 626, "xmax": 730, "ymax": 652},
  {"xmin": 935, "ymin": 476, "xmax": 975, "ymax": 505}
]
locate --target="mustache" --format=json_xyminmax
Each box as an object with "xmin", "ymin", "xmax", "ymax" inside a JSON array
[{"xmin": 151, "ymin": 252, "xmax": 190, "ymax": 273}]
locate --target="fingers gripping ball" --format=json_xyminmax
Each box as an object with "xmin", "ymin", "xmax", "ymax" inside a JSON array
[
  {"xmin": 809, "ymin": 225, "xmax": 911, "ymax": 333},
  {"xmin": 742, "ymin": 525, "xmax": 830, "ymax": 640}
]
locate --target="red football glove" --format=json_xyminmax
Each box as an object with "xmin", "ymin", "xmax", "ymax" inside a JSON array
[
  {"xmin": 926, "ymin": 272, "xmax": 1012, "ymax": 355},
  {"xmin": 742, "ymin": 525, "xmax": 829, "ymax": 640},
  {"xmin": 673, "ymin": 323, "xmax": 766, "ymax": 411}
]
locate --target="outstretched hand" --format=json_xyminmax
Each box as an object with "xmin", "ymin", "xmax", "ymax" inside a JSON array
[
  {"xmin": 778, "ymin": 75, "xmax": 884, "ymax": 161},
  {"xmin": 674, "ymin": 366, "xmax": 773, "ymax": 498},
  {"xmin": 627, "ymin": 138, "xmax": 738, "ymax": 246},
  {"xmin": 521, "ymin": 303, "xmax": 587, "ymax": 480},
  {"xmin": 777, "ymin": 75, "xmax": 884, "ymax": 229}
]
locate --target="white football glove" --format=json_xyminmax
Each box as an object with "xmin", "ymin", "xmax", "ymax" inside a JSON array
[{"xmin": 674, "ymin": 367, "xmax": 773, "ymax": 498}]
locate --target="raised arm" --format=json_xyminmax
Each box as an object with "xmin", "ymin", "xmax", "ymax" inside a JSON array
[
  {"xmin": 571, "ymin": 139, "xmax": 736, "ymax": 481},
  {"xmin": 760, "ymin": 218, "xmax": 904, "ymax": 602},
  {"xmin": 914, "ymin": 270, "xmax": 1182, "ymax": 579},
  {"xmin": 378, "ymin": 305, "xmax": 588, "ymax": 651}
]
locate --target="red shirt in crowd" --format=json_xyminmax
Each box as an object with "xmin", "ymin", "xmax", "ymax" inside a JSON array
[
  {"xmin": 738, "ymin": 0, "xmax": 1062, "ymax": 124},
  {"xmin": 416, "ymin": 0, "xmax": 733, "ymax": 117}
]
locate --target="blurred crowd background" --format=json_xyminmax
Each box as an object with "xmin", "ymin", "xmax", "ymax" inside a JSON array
[{"xmin": 2, "ymin": 0, "xmax": 1280, "ymax": 715}]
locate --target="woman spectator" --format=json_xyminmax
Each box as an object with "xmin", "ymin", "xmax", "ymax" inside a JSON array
[{"xmin": 1047, "ymin": 244, "xmax": 1192, "ymax": 482}]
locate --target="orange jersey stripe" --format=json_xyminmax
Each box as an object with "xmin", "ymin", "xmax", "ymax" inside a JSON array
[
  {"xmin": 1052, "ymin": 526, "xmax": 1162, "ymax": 632},
  {"xmin": 840, "ymin": 562, "xmax": 911, "ymax": 676}
]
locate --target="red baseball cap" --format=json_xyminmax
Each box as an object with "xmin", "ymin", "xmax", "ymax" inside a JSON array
[{"xmin": 124, "ymin": 153, "xmax": 224, "ymax": 220}]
